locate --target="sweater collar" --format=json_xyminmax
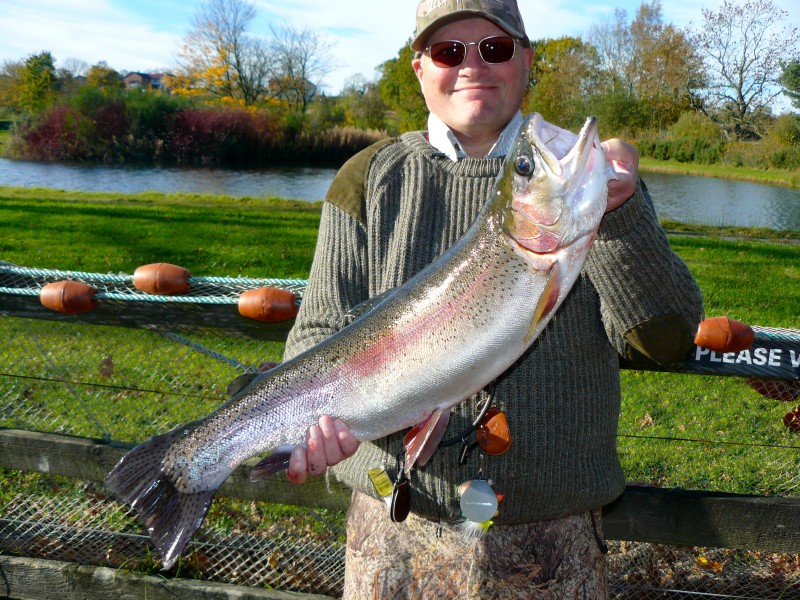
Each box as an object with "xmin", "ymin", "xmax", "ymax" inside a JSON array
[{"xmin": 426, "ymin": 111, "xmax": 523, "ymax": 161}]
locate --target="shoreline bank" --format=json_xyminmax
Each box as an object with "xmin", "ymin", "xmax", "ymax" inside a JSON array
[{"xmin": 639, "ymin": 158, "xmax": 800, "ymax": 189}]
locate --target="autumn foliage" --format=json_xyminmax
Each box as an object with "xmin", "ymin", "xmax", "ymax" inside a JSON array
[{"xmin": 17, "ymin": 89, "xmax": 384, "ymax": 165}]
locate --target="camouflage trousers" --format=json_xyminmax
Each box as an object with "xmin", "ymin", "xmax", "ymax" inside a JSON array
[{"xmin": 342, "ymin": 491, "xmax": 608, "ymax": 600}]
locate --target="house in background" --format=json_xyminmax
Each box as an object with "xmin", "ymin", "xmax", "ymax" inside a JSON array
[{"xmin": 123, "ymin": 72, "xmax": 171, "ymax": 92}]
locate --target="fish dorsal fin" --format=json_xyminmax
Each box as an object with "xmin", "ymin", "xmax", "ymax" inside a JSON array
[{"xmin": 403, "ymin": 409, "xmax": 451, "ymax": 473}]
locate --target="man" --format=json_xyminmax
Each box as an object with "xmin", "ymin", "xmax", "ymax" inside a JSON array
[{"xmin": 283, "ymin": 0, "xmax": 704, "ymax": 597}]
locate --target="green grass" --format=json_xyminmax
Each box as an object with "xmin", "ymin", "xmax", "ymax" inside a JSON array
[
  {"xmin": 619, "ymin": 235, "xmax": 800, "ymax": 493},
  {"xmin": 0, "ymin": 129, "xmax": 9, "ymax": 155},
  {"xmin": 0, "ymin": 186, "xmax": 322, "ymax": 277}
]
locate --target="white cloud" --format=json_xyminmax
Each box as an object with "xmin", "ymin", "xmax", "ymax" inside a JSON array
[{"xmin": 0, "ymin": 0, "xmax": 181, "ymax": 72}]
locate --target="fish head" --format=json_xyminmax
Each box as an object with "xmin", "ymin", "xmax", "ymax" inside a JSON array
[{"xmin": 498, "ymin": 113, "xmax": 610, "ymax": 258}]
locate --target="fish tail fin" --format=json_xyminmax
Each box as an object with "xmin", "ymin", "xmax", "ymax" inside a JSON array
[{"xmin": 105, "ymin": 431, "xmax": 216, "ymax": 569}]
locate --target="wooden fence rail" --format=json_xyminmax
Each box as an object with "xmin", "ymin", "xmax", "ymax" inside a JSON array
[{"xmin": 3, "ymin": 427, "xmax": 800, "ymax": 554}]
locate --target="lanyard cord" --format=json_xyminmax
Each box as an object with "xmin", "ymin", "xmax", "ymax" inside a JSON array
[{"xmin": 438, "ymin": 380, "xmax": 498, "ymax": 449}]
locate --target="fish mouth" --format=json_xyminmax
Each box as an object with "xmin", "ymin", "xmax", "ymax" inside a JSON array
[
  {"xmin": 500, "ymin": 113, "xmax": 608, "ymax": 255},
  {"xmin": 527, "ymin": 113, "xmax": 601, "ymax": 176}
]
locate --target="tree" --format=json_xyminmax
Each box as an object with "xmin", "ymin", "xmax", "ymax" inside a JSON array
[
  {"xmin": 377, "ymin": 44, "xmax": 427, "ymax": 133},
  {"xmin": 0, "ymin": 60, "xmax": 25, "ymax": 113},
  {"xmin": 266, "ymin": 24, "xmax": 332, "ymax": 121},
  {"xmin": 688, "ymin": 0, "xmax": 800, "ymax": 139},
  {"xmin": 172, "ymin": 0, "xmax": 270, "ymax": 106},
  {"xmin": 588, "ymin": 8, "xmax": 633, "ymax": 97},
  {"xmin": 780, "ymin": 60, "xmax": 800, "ymax": 111},
  {"xmin": 339, "ymin": 74, "xmax": 389, "ymax": 130},
  {"xmin": 629, "ymin": 2, "xmax": 703, "ymax": 128},
  {"xmin": 587, "ymin": 1, "xmax": 702, "ymax": 133},
  {"xmin": 86, "ymin": 62, "xmax": 123, "ymax": 91},
  {"xmin": 19, "ymin": 51, "xmax": 57, "ymax": 113},
  {"xmin": 59, "ymin": 58, "xmax": 89, "ymax": 79},
  {"xmin": 525, "ymin": 37, "xmax": 598, "ymax": 131}
]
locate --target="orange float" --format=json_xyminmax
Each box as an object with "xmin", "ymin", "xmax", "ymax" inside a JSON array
[
  {"xmin": 40, "ymin": 280, "xmax": 98, "ymax": 314},
  {"xmin": 238, "ymin": 287, "xmax": 299, "ymax": 322},
  {"xmin": 476, "ymin": 408, "xmax": 512, "ymax": 456},
  {"xmin": 693, "ymin": 316, "xmax": 754, "ymax": 353},
  {"xmin": 133, "ymin": 263, "xmax": 191, "ymax": 295}
]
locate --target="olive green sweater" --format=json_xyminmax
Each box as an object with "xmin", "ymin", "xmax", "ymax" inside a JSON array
[{"xmin": 284, "ymin": 131, "xmax": 704, "ymax": 524}]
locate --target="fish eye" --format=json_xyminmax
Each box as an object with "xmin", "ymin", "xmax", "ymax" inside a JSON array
[{"xmin": 514, "ymin": 153, "xmax": 534, "ymax": 176}]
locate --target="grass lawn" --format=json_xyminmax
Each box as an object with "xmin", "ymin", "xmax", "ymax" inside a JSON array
[{"xmin": 0, "ymin": 187, "xmax": 322, "ymax": 277}]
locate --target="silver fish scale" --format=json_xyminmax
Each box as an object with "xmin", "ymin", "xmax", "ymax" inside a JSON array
[{"xmin": 177, "ymin": 213, "xmax": 552, "ymax": 493}]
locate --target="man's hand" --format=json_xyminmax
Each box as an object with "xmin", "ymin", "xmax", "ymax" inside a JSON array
[
  {"xmin": 601, "ymin": 139, "xmax": 639, "ymax": 212},
  {"xmin": 286, "ymin": 415, "xmax": 360, "ymax": 484}
]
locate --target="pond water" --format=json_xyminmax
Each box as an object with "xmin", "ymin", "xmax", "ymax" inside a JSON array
[
  {"xmin": 641, "ymin": 171, "xmax": 800, "ymax": 231},
  {"xmin": 1, "ymin": 158, "xmax": 799, "ymax": 231},
  {"xmin": 0, "ymin": 158, "xmax": 337, "ymax": 203}
]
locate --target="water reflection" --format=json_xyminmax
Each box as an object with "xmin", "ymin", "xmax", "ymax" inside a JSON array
[{"xmin": 1, "ymin": 158, "xmax": 798, "ymax": 230}]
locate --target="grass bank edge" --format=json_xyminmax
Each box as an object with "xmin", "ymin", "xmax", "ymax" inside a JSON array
[
  {"xmin": 0, "ymin": 184, "xmax": 324, "ymax": 211},
  {"xmin": 640, "ymin": 156, "xmax": 800, "ymax": 189}
]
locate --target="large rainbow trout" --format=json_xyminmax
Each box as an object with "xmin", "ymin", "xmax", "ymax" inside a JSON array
[{"xmin": 106, "ymin": 113, "xmax": 611, "ymax": 568}]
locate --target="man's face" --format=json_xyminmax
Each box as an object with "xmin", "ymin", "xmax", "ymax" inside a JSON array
[{"xmin": 412, "ymin": 17, "xmax": 534, "ymax": 144}]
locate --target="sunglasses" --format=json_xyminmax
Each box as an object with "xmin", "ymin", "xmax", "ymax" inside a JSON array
[{"xmin": 424, "ymin": 35, "xmax": 519, "ymax": 68}]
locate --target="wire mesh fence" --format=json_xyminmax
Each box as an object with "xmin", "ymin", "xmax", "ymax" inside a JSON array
[{"xmin": 1, "ymin": 262, "xmax": 799, "ymax": 598}]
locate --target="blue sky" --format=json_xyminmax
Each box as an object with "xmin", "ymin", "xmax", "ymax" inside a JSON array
[{"xmin": 1, "ymin": 0, "xmax": 799, "ymax": 97}]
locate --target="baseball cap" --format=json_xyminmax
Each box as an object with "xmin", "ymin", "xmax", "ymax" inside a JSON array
[{"xmin": 411, "ymin": 0, "xmax": 528, "ymax": 52}]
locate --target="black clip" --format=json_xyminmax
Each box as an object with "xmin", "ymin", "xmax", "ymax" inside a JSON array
[
  {"xmin": 390, "ymin": 469, "xmax": 410, "ymax": 523},
  {"xmin": 389, "ymin": 453, "xmax": 411, "ymax": 523}
]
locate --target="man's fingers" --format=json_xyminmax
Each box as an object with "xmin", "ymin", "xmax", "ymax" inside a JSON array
[
  {"xmin": 334, "ymin": 418, "xmax": 360, "ymax": 456},
  {"xmin": 318, "ymin": 415, "xmax": 344, "ymax": 466},
  {"xmin": 287, "ymin": 445, "xmax": 308, "ymax": 484},
  {"xmin": 601, "ymin": 139, "xmax": 639, "ymax": 211},
  {"xmin": 286, "ymin": 417, "xmax": 360, "ymax": 485},
  {"xmin": 306, "ymin": 424, "xmax": 327, "ymax": 476}
]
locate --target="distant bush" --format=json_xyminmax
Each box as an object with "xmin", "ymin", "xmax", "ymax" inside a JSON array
[
  {"xmin": 20, "ymin": 105, "xmax": 81, "ymax": 161},
  {"xmin": 764, "ymin": 114, "xmax": 800, "ymax": 148},
  {"xmin": 165, "ymin": 107, "xmax": 283, "ymax": 165},
  {"xmin": 124, "ymin": 90, "xmax": 190, "ymax": 161},
  {"xmin": 767, "ymin": 146, "xmax": 800, "ymax": 170},
  {"xmin": 667, "ymin": 112, "xmax": 723, "ymax": 144},
  {"xmin": 636, "ymin": 112, "xmax": 727, "ymax": 164},
  {"xmin": 636, "ymin": 137, "xmax": 725, "ymax": 164},
  {"xmin": 289, "ymin": 126, "xmax": 389, "ymax": 163},
  {"xmin": 16, "ymin": 88, "xmax": 385, "ymax": 166}
]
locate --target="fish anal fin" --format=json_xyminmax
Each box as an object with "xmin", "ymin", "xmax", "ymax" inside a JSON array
[
  {"xmin": 403, "ymin": 409, "xmax": 451, "ymax": 472},
  {"xmin": 250, "ymin": 445, "xmax": 295, "ymax": 480},
  {"xmin": 527, "ymin": 263, "xmax": 562, "ymax": 342}
]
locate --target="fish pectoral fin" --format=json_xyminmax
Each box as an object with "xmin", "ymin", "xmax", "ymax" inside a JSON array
[
  {"xmin": 403, "ymin": 408, "xmax": 451, "ymax": 472},
  {"xmin": 526, "ymin": 262, "xmax": 562, "ymax": 342},
  {"xmin": 250, "ymin": 445, "xmax": 295, "ymax": 481}
]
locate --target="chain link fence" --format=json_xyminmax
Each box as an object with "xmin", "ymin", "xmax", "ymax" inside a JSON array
[{"xmin": 1, "ymin": 262, "xmax": 799, "ymax": 598}]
